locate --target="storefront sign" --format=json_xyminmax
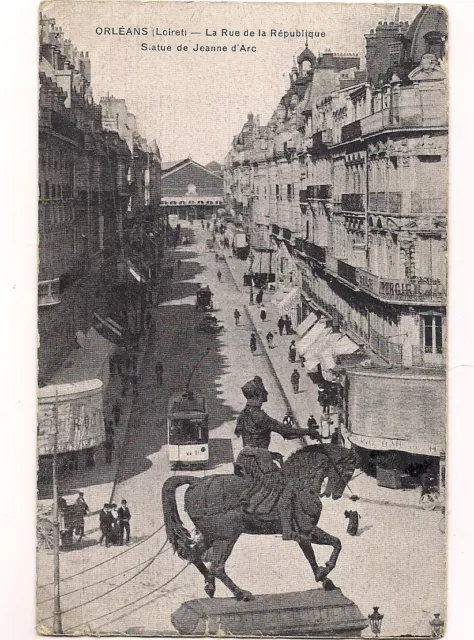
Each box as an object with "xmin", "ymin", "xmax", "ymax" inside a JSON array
[
  {"xmin": 355, "ymin": 268, "xmax": 445, "ymax": 303},
  {"xmin": 37, "ymin": 380, "xmax": 106, "ymax": 455},
  {"xmin": 348, "ymin": 432, "xmax": 442, "ymax": 456}
]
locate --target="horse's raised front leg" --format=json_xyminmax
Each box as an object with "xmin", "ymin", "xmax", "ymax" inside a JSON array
[{"xmin": 208, "ymin": 539, "xmax": 254, "ymax": 601}]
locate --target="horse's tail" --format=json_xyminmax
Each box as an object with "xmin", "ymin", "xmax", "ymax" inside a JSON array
[{"xmin": 162, "ymin": 475, "xmax": 199, "ymax": 563}]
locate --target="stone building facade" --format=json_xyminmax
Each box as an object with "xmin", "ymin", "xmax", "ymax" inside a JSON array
[
  {"xmin": 38, "ymin": 14, "xmax": 162, "ymax": 384},
  {"xmin": 224, "ymin": 7, "xmax": 448, "ymax": 478}
]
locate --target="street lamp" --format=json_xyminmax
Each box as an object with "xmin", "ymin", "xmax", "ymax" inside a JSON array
[
  {"xmin": 429, "ymin": 613, "xmax": 444, "ymax": 638},
  {"xmin": 368, "ymin": 606, "xmax": 383, "ymax": 637}
]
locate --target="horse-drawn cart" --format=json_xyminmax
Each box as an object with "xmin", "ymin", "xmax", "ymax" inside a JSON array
[{"xmin": 37, "ymin": 503, "xmax": 85, "ymax": 550}]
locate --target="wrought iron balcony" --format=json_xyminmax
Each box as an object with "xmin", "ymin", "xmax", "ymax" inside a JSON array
[
  {"xmin": 341, "ymin": 193, "xmax": 365, "ymax": 212},
  {"xmin": 337, "ymin": 260, "xmax": 357, "ymax": 286},
  {"xmin": 341, "ymin": 119, "xmax": 362, "ymax": 143},
  {"xmin": 304, "ymin": 241, "xmax": 326, "ymax": 264},
  {"xmin": 299, "ymin": 189, "xmax": 308, "ymax": 203},
  {"xmin": 368, "ymin": 192, "xmax": 402, "ymax": 214}
]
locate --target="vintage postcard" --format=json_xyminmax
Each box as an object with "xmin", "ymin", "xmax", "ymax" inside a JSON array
[{"xmin": 36, "ymin": 1, "xmax": 447, "ymax": 636}]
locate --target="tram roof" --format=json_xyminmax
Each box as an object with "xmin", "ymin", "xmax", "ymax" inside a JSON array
[{"xmin": 167, "ymin": 392, "xmax": 207, "ymax": 415}]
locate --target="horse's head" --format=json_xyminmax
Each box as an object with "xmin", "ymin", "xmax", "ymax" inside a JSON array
[{"xmin": 319, "ymin": 446, "xmax": 357, "ymax": 500}]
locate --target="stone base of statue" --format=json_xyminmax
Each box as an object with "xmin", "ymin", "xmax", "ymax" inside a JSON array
[{"xmin": 171, "ymin": 588, "xmax": 368, "ymax": 637}]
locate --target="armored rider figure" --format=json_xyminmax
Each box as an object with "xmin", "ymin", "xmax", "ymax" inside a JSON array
[{"xmin": 235, "ymin": 376, "xmax": 316, "ymax": 540}]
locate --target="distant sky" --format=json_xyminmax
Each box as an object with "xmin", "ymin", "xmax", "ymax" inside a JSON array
[{"xmin": 42, "ymin": 1, "xmax": 422, "ymax": 165}]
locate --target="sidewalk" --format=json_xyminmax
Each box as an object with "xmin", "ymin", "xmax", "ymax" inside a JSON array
[
  {"xmin": 224, "ymin": 252, "xmax": 425, "ymax": 511},
  {"xmin": 37, "ymin": 258, "xmax": 171, "ymax": 529}
]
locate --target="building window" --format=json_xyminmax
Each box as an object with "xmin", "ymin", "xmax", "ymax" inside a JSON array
[
  {"xmin": 287, "ymin": 184, "xmax": 292, "ymax": 200},
  {"xmin": 51, "ymin": 184, "xmax": 56, "ymax": 198},
  {"xmin": 423, "ymin": 315, "xmax": 443, "ymax": 354},
  {"xmin": 45, "ymin": 181, "xmax": 50, "ymax": 199},
  {"xmin": 276, "ymin": 185, "xmax": 280, "ymax": 200}
]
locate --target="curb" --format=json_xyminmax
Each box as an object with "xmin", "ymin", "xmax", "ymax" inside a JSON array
[{"xmin": 108, "ymin": 257, "xmax": 170, "ymax": 503}]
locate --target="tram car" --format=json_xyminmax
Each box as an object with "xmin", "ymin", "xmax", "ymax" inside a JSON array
[{"xmin": 167, "ymin": 391, "xmax": 209, "ymax": 469}]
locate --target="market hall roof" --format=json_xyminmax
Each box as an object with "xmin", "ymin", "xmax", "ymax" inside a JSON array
[{"xmin": 161, "ymin": 158, "xmax": 224, "ymax": 198}]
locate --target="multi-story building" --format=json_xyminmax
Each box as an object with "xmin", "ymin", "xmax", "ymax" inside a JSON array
[
  {"xmin": 224, "ymin": 6, "xmax": 448, "ymax": 483},
  {"xmin": 37, "ymin": 14, "xmax": 162, "ymax": 473}
]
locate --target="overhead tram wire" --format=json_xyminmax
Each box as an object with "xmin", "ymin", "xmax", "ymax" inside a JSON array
[
  {"xmin": 37, "ymin": 524, "xmax": 165, "ymax": 588},
  {"xmin": 66, "ymin": 563, "xmax": 191, "ymax": 633},
  {"xmin": 38, "ymin": 536, "xmax": 169, "ymax": 624},
  {"xmin": 37, "ymin": 541, "xmax": 172, "ymax": 605}
]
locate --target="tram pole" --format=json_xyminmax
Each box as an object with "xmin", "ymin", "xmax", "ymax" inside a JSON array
[{"xmin": 52, "ymin": 392, "xmax": 63, "ymax": 634}]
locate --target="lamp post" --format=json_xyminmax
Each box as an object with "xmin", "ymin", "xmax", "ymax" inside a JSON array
[
  {"xmin": 368, "ymin": 607, "xmax": 383, "ymax": 638},
  {"xmin": 429, "ymin": 613, "xmax": 444, "ymax": 638}
]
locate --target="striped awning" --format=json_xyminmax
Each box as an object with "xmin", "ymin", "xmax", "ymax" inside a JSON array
[
  {"xmin": 297, "ymin": 320, "xmax": 328, "ymax": 356},
  {"xmin": 296, "ymin": 312, "xmax": 318, "ymax": 337}
]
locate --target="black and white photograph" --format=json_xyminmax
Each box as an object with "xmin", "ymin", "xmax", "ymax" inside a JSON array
[{"xmin": 34, "ymin": 2, "xmax": 448, "ymax": 636}]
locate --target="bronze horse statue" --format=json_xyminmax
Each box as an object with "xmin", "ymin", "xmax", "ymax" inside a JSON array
[{"xmin": 162, "ymin": 444, "xmax": 357, "ymax": 601}]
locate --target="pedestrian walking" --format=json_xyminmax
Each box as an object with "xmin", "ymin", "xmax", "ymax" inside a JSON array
[
  {"xmin": 255, "ymin": 289, "xmax": 263, "ymax": 306},
  {"xmin": 155, "ymin": 361, "xmax": 163, "ymax": 386},
  {"xmin": 217, "ymin": 269, "xmax": 222, "ymax": 282},
  {"xmin": 112, "ymin": 401, "xmax": 121, "ymax": 427},
  {"xmin": 249, "ymin": 287, "xmax": 254, "ymax": 305},
  {"xmin": 307, "ymin": 414, "xmax": 319, "ymax": 430},
  {"xmin": 75, "ymin": 491, "xmax": 89, "ymax": 538},
  {"xmin": 233, "ymin": 309, "xmax": 241, "ymax": 325},
  {"xmin": 318, "ymin": 384, "xmax": 331, "ymax": 415},
  {"xmin": 146, "ymin": 309, "xmax": 152, "ymax": 330},
  {"xmin": 110, "ymin": 503, "xmax": 120, "ymax": 545},
  {"xmin": 266, "ymin": 331, "xmax": 274, "ymax": 349},
  {"xmin": 99, "ymin": 504, "xmax": 114, "ymax": 547},
  {"xmin": 277, "ymin": 316, "xmax": 285, "ymax": 336},
  {"xmin": 290, "ymin": 368, "xmax": 300, "ymax": 394},
  {"xmin": 118, "ymin": 499, "xmax": 131, "ymax": 545},
  {"xmin": 104, "ymin": 430, "xmax": 114, "ymax": 464},
  {"xmin": 283, "ymin": 411, "xmax": 295, "ymax": 429},
  {"xmin": 288, "ymin": 340, "xmax": 297, "ymax": 363},
  {"xmin": 250, "ymin": 333, "xmax": 257, "ymax": 356},
  {"xmin": 284, "ymin": 315, "xmax": 293, "ymax": 335},
  {"xmin": 260, "ymin": 305, "xmax": 267, "ymax": 322},
  {"xmin": 177, "ymin": 259, "xmax": 182, "ymax": 271}
]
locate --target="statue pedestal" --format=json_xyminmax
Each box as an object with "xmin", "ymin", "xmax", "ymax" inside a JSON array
[{"xmin": 171, "ymin": 588, "xmax": 368, "ymax": 637}]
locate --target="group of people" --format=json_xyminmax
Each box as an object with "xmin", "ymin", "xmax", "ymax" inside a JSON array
[
  {"xmin": 277, "ymin": 315, "xmax": 294, "ymax": 336},
  {"xmin": 281, "ymin": 410, "xmax": 345, "ymax": 445},
  {"xmin": 99, "ymin": 500, "xmax": 132, "ymax": 547}
]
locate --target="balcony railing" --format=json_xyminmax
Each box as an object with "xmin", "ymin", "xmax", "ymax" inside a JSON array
[
  {"xmin": 359, "ymin": 102, "xmax": 447, "ymax": 137},
  {"xmin": 304, "ymin": 241, "xmax": 326, "ymax": 263},
  {"xmin": 368, "ymin": 192, "xmax": 402, "ymax": 213},
  {"xmin": 355, "ymin": 267, "xmax": 446, "ymax": 303},
  {"xmin": 299, "ymin": 189, "xmax": 308, "ymax": 203},
  {"xmin": 38, "ymin": 278, "xmax": 61, "ymax": 307},
  {"xmin": 341, "ymin": 193, "xmax": 365, "ymax": 213},
  {"xmin": 369, "ymin": 328, "xmax": 403, "ymax": 365},
  {"xmin": 341, "ymin": 119, "xmax": 362, "ymax": 143},
  {"xmin": 308, "ymin": 131, "xmax": 331, "ymax": 155},
  {"xmin": 411, "ymin": 192, "xmax": 447, "ymax": 214},
  {"xmin": 337, "ymin": 260, "xmax": 357, "ymax": 285},
  {"xmin": 282, "ymin": 228, "xmax": 291, "ymax": 241},
  {"xmin": 271, "ymin": 224, "xmax": 280, "ymax": 235},
  {"xmin": 307, "ymin": 184, "xmax": 332, "ymax": 200}
]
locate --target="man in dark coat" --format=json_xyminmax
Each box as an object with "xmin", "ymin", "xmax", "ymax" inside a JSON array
[
  {"xmin": 277, "ymin": 316, "xmax": 285, "ymax": 336},
  {"xmin": 255, "ymin": 289, "xmax": 263, "ymax": 306},
  {"xmin": 235, "ymin": 377, "xmax": 316, "ymax": 540},
  {"xmin": 290, "ymin": 369, "xmax": 300, "ymax": 393},
  {"xmin": 99, "ymin": 504, "xmax": 114, "ymax": 547},
  {"xmin": 117, "ymin": 499, "xmax": 132, "ymax": 545}
]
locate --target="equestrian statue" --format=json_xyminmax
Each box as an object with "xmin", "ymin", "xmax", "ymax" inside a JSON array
[{"xmin": 162, "ymin": 376, "xmax": 357, "ymax": 602}]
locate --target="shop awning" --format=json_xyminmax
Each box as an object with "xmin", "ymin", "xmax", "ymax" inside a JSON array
[
  {"xmin": 297, "ymin": 320, "xmax": 328, "ymax": 356},
  {"xmin": 296, "ymin": 312, "xmax": 318, "ymax": 337},
  {"xmin": 346, "ymin": 369, "xmax": 446, "ymax": 457},
  {"xmin": 276, "ymin": 287, "xmax": 300, "ymax": 314},
  {"xmin": 304, "ymin": 332, "xmax": 357, "ymax": 378},
  {"xmin": 333, "ymin": 334, "xmax": 360, "ymax": 356},
  {"xmin": 50, "ymin": 327, "xmax": 115, "ymax": 387}
]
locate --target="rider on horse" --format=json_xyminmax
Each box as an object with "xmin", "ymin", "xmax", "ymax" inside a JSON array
[{"xmin": 235, "ymin": 376, "xmax": 319, "ymax": 540}]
